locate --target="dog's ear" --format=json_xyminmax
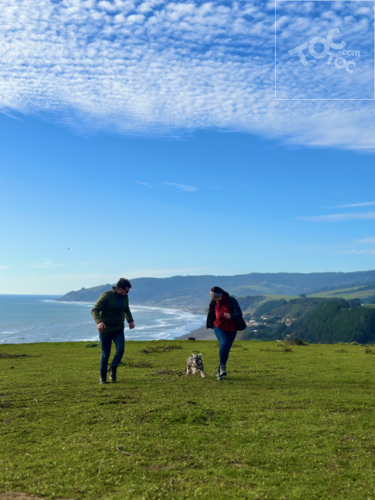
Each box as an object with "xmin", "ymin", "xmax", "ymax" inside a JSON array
[{"xmin": 199, "ymin": 353, "xmax": 202, "ymax": 357}]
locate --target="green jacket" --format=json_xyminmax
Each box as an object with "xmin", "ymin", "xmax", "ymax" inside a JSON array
[{"xmin": 91, "ymin": 288, "xmax": 134, "ymax": 334}]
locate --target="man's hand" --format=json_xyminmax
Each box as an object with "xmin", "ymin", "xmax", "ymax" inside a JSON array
[
  {"xmin": 223, "ymin": 313, "xmax": 232, "ymax": 319},
  {"xmin": 129, "ymin": 322, "xmax": 135, "ymax": 330},
  {"xmin": 97, "ymin": 322, "xmax": 106, "ymax": 332}
]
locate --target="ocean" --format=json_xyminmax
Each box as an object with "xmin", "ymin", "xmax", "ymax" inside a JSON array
[{"xmin": 0, "ymin": 295, "xmax": 205, "ymax": 344}]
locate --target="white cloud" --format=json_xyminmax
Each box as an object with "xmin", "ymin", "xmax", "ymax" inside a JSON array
[
  {"xmin": 164, "ymin": 182, "xmax": 198, "ymax": 192},
  {"xmin": 297, "ymin": 212, "xmax": 375, "ymax": 222},
  {"xmin": 0, "ymin": 266, "xmax": 10, "ymax": 271},
  {"xmin": 136, "ymin": 181, "xmax": 153, "ymax": 187},
  {"xmin": 127, "ymin": 13, "xmax": 145, "ymax": 23},
  {"xmin": 342, "ymin": 248, "xmax": 375, "ymax": 255},
  {"xmin": 0, "ymin": 0, "xmax": 374, "ymax": 151},
  {"xmin": 338, "ymin": 202, "xmax": 375, "ymax": 208},
  {"xmin": 355, "ymin": 237, "xmax": 375, "ymax": 244}
]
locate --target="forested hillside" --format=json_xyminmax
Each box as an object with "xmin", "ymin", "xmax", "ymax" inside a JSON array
[
  {"xmin": 277, "ymin": 300, "xmax": 375, "ymax": 344},
  {"xmin": 239, "ymin": 297, "xmax": 375, "ymax": 344}
]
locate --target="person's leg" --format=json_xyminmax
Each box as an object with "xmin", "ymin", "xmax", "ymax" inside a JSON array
[
  {"xmin": 222, "ymin": 331, "xmax": 237, "ymax": 365},
  {"xmin": 214, "ymin": 326, "xmax": 231, "ymax": 378},
  {"xmin": 214, "ymin": 329, "xmax": 237, "ymax": 377},
  {"xmin": 111, "ymin": 331, "xmax": 125, "ymax": 368},
  {"xmin": 99, "ymin": 333, "xmax": 112, "ymax": 382},
  {"xmin": 213, "ymin": 326, "xmax": 229, "ymax": 365},
  {"xmin": 109, "ymin": 331, "xmax": 125, "ymax": 381}
]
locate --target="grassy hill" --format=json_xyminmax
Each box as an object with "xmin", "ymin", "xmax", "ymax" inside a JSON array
[
  {"xmin": 310, "ymin": 282, "xmax": 375, "ymax": 303},
  {"xmin": 57, "ymin": 271, "xmax": 375, "ymax": 312},
  {"xmin": 2, "ymin": 341, "xmax": 375, "ymax": 499}
]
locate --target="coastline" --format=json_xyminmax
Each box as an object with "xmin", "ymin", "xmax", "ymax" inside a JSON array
[
  {"xmin": 177, "ymin": 325, "xmax": 216, "ymax": 340},
  {"xmin": 0, "ymin": 295, "xmax": 206, "ymax": 344},
  {"xmin": 54, "ymin": 298, "xmax": 207, "ymax": 340}
]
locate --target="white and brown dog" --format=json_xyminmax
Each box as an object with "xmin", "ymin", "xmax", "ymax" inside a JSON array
[{"xmin": 186, "ymin": 353, "xmax": 205, "ymax": 378}]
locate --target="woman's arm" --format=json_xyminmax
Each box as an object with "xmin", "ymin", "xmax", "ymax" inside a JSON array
[{"xmin": 228, "ymin": 297, "xmax": 243, "ymax": 320}]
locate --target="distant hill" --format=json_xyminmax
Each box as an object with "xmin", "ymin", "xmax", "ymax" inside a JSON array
[
  {"xmin": 57, "ymin": 271, "xmax": 375, "ymax": 312},
  {"xmin": 310, "ymin": 282, "xmax": 375, "ymax": 303}
]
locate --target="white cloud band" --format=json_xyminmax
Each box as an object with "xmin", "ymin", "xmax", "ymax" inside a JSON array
[{"xmin": 1, "ymin": 0, "xmax": 375, "ymax": 151}]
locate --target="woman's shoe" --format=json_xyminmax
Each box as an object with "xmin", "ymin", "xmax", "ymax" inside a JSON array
[
  {"xmin": 109, "ymin": 367, "xmax": 117, "ymax": 382},
  {"xmin": 219, "ymin": 364, "xmax": 227, "ymax": 376}
]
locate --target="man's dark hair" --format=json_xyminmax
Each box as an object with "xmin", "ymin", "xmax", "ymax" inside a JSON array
[{"xmin": 115, "ymin": 278, "xmax": 132, "ymax": 290}]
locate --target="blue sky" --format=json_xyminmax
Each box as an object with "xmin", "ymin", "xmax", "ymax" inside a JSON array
[{"xmin": 0, "ymin": 0, "xmax": 375, "ymax": 294}]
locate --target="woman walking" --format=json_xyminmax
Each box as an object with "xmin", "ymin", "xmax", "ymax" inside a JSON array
[{"xmin": 206, "ymin": 286, "xmax": 246, "ymax": 380}]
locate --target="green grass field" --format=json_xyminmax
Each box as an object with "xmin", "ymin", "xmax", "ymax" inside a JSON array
[
  {"xmin": 241, "ymin": 295, "xmax": 299, "ymax": 316},
  {"xmin": 310, "ymin": 285, "xmax": 375, "ymax": 301},
  {"xmin": 2, "ymin": 340, "xmax": 375, "ymax": 500}
]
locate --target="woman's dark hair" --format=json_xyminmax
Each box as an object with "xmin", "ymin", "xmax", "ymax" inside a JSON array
[
  {"xmin": 207, "ymin": 286, "xmax": 229, "ymax": 311},
  {"xmin": 116, "ymin": 278, "xmax": 132, "ymax": 290},
  {"xmin": 211, "ymin": 286, "xmax": 227, "ymax": 295}
]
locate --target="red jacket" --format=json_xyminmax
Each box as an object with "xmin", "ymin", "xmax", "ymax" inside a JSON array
[{"xmin": 214, "ymin": 295, "xmax": 237, "ymax": 331}]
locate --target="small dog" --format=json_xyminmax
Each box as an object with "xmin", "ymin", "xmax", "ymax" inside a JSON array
[{"xmin": 186, "ymin": 353, "xmax": 205, "ymax": 378}]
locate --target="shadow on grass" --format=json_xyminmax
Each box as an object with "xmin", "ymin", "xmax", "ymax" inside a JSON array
[
  {"xmin": 0, "ymin": 353, "xmax": 38, "ymax": 359},
  {"xmin": 152, "ymin": 369, "xmax": 185, "ymax": 377},
  {"xmin": 120, "ymin": 359, "xmax": 153, "ymax": 368}
]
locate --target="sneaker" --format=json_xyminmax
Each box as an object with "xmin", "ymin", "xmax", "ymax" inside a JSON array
[
  {"xmin": 217, "ymin": 367, "xmax": 223, "ymax": 380},
  {"xmin": 99, "ymin": 375, "xmax": 107, "ymax": 384},
  {"xmin": 219, "ymin": 364, "xmax": 227, "ymax": 376},
  {"xmin": 109, "ymin": 367, "xmax": 117, "ymax": 382}
]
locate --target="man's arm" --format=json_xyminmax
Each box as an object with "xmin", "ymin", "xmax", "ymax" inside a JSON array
[
  {"xmin": 124, "ymin": 301, "xmax": 135, "ymax": 329},
  {"xmin": 91, "ymin": 293, "xmax": 108, "ymax": 330}
]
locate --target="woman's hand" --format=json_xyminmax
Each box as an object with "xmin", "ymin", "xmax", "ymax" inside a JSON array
[{"xmin": 223, "ymin": 313, "xmax": 231, "ymax": 319}]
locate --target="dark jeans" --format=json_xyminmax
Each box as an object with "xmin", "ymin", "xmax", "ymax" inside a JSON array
[
  {"xmin": 214, "ymin": 327, "xmax": 237, "ymax": 366},
  {"xmin": 99, "ymin": 331, "xmax": 125, "ymax": 376}
]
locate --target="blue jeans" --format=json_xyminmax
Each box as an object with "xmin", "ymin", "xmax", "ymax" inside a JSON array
[
  {"xmin": 99, "ymin": 331, "xmax": 125, "ymax": 376},
  {"xmin": 214, "ymin": 327, "xmax": 237, "ymax": 366}
]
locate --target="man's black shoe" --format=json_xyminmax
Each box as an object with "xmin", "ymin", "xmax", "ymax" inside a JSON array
[{"xmin": 109, "ymin": 367, "xmax": 117, "ymax": 382}]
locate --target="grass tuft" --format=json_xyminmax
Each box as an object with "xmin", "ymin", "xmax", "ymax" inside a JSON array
[{"xmin": 139, "ymin": 344, "xmax": 183, "ymax": 354}]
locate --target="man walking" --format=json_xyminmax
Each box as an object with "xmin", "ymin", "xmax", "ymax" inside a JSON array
[{"xmin": 91, "ymin": 278, "xmax": 135, "ymax": 384}]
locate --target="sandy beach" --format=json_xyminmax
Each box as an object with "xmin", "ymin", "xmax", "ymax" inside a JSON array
[{"xmin": 178, "ymin": 325, "xmax": 216, "ymax": 340}]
